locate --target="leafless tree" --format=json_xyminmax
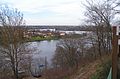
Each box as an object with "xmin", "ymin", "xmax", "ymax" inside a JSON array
[
  {"xmin": 52, "ymin": 37, "xmax": 89, "ymax": 69},
  {"xmin": 84, "ymin": 0, "xmax": 120, "ymax": 56},
  {"xmin": 0, "ymin": 5, "xmax": 31, "ymax": 79}
]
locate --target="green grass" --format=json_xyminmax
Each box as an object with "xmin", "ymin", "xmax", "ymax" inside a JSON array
[
  {"xmin": 29, "ymin": 36, "xmax": 59, "ymax": 41},
  {"xmin": 91, "ymin": 73, "xmax": 99, "ymax": 79},
  {"xmin": 61, "ymin": 75, "xmax": 70, "ymax": 79},
  {"xmin": 91, "ymin": 59, "xmax": 111, "ymax": 79}
]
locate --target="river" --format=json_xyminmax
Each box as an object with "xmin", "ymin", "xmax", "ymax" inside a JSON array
[
  {"xmin": 29, "ymin": 40, "xmax": 59, "ymax": 65},
  {"xmin": 28, "ymin": 31, "xmax": 90, "ymax": 67}
]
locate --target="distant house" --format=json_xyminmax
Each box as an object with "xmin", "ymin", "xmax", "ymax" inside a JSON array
[
  {"xmin": 40, "ymin": 29, "xmax": 56, "ymax": 32},
  {"xmin": 60, "ymin": 32, "xmax": 66, "ymax": 36}
]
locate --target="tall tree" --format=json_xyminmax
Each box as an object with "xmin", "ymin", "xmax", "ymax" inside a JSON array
[
  {"xmin": 0, "ymin": 5, "xmax": 31, "ymax": 79},
  {"xmin": 84, "ymin": 0, "xmax": 120, "ymax": 56}
]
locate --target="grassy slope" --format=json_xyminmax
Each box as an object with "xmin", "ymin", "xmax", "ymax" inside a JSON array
[
  {"xmin": 29, "ymin": 36, "xmax": 59, "ymax": 41},
  {"xmin": 68, "ymin": 55, "xmax": 111, "ymax": 79},
  {"xmin": 68, "ymin": 60, "xmax": 101, "ymax": 79}
]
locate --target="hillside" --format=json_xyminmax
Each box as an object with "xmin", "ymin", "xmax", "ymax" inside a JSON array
[
  {"xmin": 23, "ymin": 55, "xmax": 111, "ymax": 79},
  {"xmin": 69, "ymin": 60, "xmax": 101, "ymax": 79},
  {"xmin": 69, "ymin": 55, "xmax": 111, "ymax": 79}
]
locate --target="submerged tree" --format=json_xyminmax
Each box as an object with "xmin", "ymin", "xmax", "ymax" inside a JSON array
[{"xmin": 0, "ymin": 5, "xmax": 31, "ymax": 79}]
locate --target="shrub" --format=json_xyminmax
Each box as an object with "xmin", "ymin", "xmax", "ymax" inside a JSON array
[{"xmin": 91, "ymin": 59, "xmax": 111, "ymax": 79}]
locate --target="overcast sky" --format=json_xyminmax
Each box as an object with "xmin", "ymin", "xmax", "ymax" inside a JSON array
[{"xmin": 0, "ymin": 0, "xmax": 86, "ymax": 25}]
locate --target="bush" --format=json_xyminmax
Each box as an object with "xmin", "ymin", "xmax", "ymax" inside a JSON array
[{"xmin": 91, "ymin": 59, "xmax": 111, "ymax": 79}]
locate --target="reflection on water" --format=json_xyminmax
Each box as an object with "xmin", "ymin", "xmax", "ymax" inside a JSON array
[{"xmin": 29, "ymin": 40, "xmax": 59, "ymax": 64}]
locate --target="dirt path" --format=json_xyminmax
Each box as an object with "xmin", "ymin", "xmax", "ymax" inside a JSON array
[{"xmin": 70, "ymin": 60, "xmax": 100, "ymax": 79}]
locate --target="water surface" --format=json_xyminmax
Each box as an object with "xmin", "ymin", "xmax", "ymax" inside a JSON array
[{"xmin": 29, "ymin": 40, "xmax": 59, "ymax": 64}]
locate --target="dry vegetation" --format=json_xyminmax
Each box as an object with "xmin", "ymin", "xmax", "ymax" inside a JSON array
[
  {"xmin": 0, "ymin": 0, "xmax": 120, "ymax": 79},
  {"xmin": 0, "ymin": 5, "xmax": 32, "ymax": 79}
]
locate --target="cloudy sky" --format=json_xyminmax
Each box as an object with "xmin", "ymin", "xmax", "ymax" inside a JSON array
[{"xmin": 0, "ymin": 0, "xmax": 86, "ymax": 25}]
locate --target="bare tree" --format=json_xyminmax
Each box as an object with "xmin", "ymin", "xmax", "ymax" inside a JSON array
[
  {"xmin": 84, "ymin": 0, "xmax": 120, "ymax": 56},
  {"xmin": 0, "ymin": 5, "xmax": 31, "ymax": 79},
  {"xmin": 52, "ymin": 37, "xmax": 89, "ymax": 69}
]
